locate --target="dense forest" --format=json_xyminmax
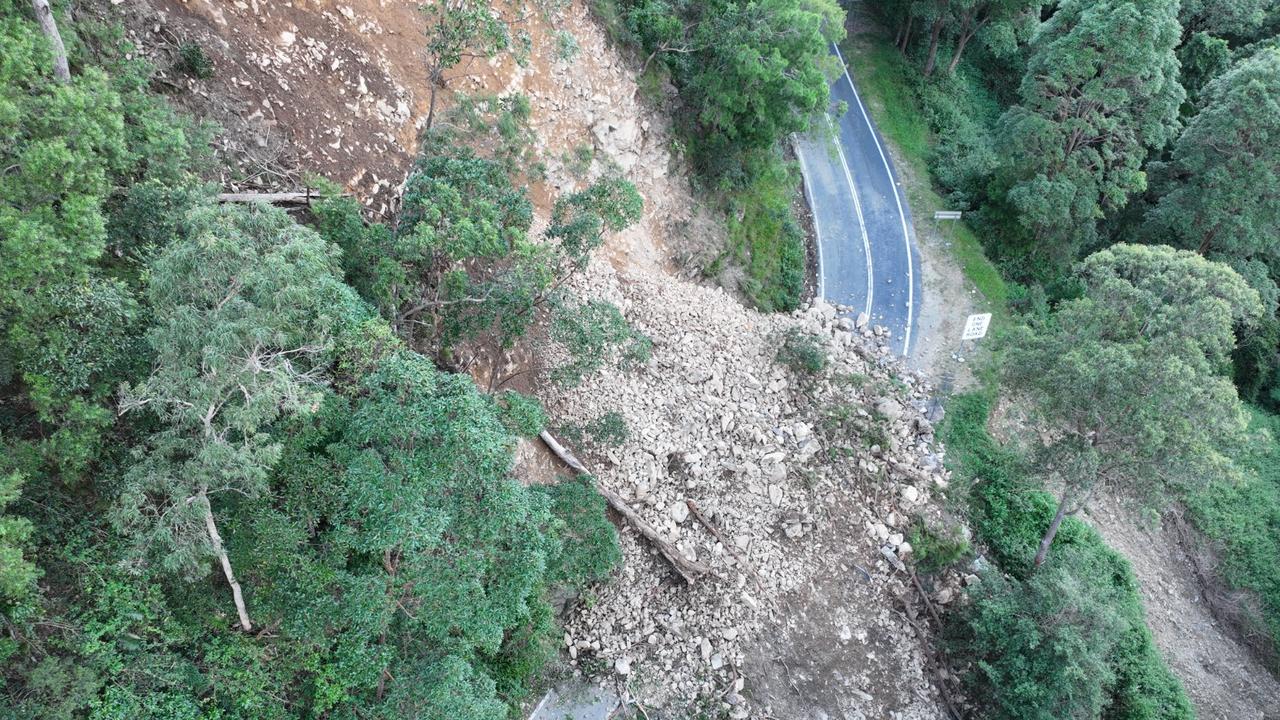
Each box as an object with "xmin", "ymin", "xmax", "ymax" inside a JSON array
[
  {"xmin": 864, "ymin": 0, "xmax": 1280, "ymax": 717},
  {"xmin": 4, "ymin": 0, "xmax": 1280, "ymax": 718}
]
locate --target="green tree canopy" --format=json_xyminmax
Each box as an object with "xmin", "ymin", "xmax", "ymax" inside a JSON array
[
  {"xmin": 246, "ymin": 348, "xmax": 562, "ymax": 717},
  {"xmin": 1179, "ymin": 0, "xmax": 1276, "ymax": 40},
  {"xmin": 1003, "ymin": 244, "xmax": 1262, "ymax": 567},
  {"xmin": 992, "ymin": 0, "xmax": 1183, "ymax": 271},
  {"xmin": 114, "ymin": 204, "xmax": 361, "ymax": 628},
  {"xmin": 1145, "ymin": 49, "xmax": 1280, "ymax": 261},
  {"xmin": 956, "ymin": 548, "xmax": 1131, "ymax": 720},
  {"xmin": 624, "ymin": 0, "xmax": 843, "ymax": 173}
]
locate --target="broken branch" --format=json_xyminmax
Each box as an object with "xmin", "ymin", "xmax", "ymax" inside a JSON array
[{"xmin": 539, "ymin": 430, "xmax": 710, "ymax": 584}]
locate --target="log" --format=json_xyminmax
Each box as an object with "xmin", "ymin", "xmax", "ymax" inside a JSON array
[
  {"xmin": 686, "ymin": 499, "xmax": 765, "ymax": 591},
  {"xmin": 217, "ymin": 191, "xmax": 316, "ymax": 205},
  {"xmin": 31, "ymin": 0, "xmax": 70, "ymax": 83},
  {"xmin": 539, "ymin": 430, "xmax": 710, "ymax": 584}
]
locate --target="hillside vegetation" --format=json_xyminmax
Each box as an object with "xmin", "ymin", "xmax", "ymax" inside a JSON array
[{"xmin": 869, "ymin": 0, "xmax": 1280, "ymax": 716}]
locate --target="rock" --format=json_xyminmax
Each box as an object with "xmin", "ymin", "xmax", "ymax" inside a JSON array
[
  {"xmin": 879, "ymin": 545, "xmax": 906, "ymax": 573},
  {"xmin": 710, "ymin": 653, "xmax": 724, "ymax": 670},
  {"xmin": 856, "ymin": 312, "xmax": 869, "ymax": 329},
  {"xmin": 963, "ymin": 573, "xmax": 980, "ymax": 587},
  {"xmin": 784, "ymin": 522, "xmax": 804, "ymax": 539},
  {"xmin": 901, "ymin": 485, "xmax": 920, "ymax": 504},
  {"xmin": 720, "ymin": 627, "xmax": 739, "ymax": 641},
  {"xmin": 898, "ymin": 541, "xmax": 913, "ymax": 556},
  {"xmin": 871, "ymin": 522, "xmax": 890, "ymax": 541},
  {"xmin": 876, "ymin": 398, "xmax": 904, "ymax": 423},
  {"xmin": 670, "ymin": 500, "xmax": 690, "ymax": 524},
  {"xmin": 615, "ymin": 656, "xmax": 632, "ymax": 675},
  {"xmin": 935, "ymin": 587, "xmax": 954, "ymax": 605},
  {"xmin": 768, "ymin": 484, "xmax": 783, "ymax": 506},
  {"xmin": 700, "ymin": 637, "xmax": 713, "ymax": 662},
  {"xmin": 887, "ymin": 532, "xmax": 904, "ymax": 547}
]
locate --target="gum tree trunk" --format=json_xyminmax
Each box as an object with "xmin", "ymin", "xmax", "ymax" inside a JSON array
[
  {"xmin": 31, "ymin": 0, "xmax": 70, "ymax": 82},
  {"xmin": 201, "ymin": 492, "xmax": 252, "ymax": 631},
  {"xmin": 1033, "ymin": 491, "xmax": 1072, "ymax": 569}
]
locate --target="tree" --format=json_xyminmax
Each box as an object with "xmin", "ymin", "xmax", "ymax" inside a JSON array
[
  {"xmin": 941, "ymin": 0, "xmax": 1039, "ymax": 75},
  {"xmin": 1144, "ymin": 49, "xmax": 1280, "ymax": 261},
  {"xmin": 0, "ymin": 471, "xmax": 38, "ymax": 611},
  {"xmin": 1002, "ymin": 245, "xmax": 1262, "ymax": 568},
  {"xmin": 993, "ymin": 0, "xmax": 1183, "ymax": 269},
  {"xmin": 685, "ymin": 0, "xmax": 843, "ymax": 158},
  {"xmin": 876, "ymin": 0, "xmax": 1039, "ymax": 75},
  {"xmin": 626, "ymin": 0, "xmax": 842, "ymax": 171},
  {"xmin": 252, "ymin": 348, "xmax": 566, "ymax": 715},
  {"xmin": 1175, "ymin": 32, "xmax": 1231, "ymax": 111},
  {"xmin": 1178, "ymin": 0, "xmax": 1275, "ymax": 40},
  {"xmin": 114, "ymin": 204, "xmax": 361, "ymax": 630},
  {"xmin": 391, "ymin": 149, "xmax": 534, "ymax": 339},
  {"xmin": 955, "ymin": 549, "xmax": 1130, "ymax": 720},
  {"xmin": 420, "ymin": 0, "xmax": 509, "ymax": 133}
]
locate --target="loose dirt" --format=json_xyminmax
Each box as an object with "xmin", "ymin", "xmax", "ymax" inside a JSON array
[{"xmin": 1087, "ymin": 501, "xmax": 1280, "ymax": 720}]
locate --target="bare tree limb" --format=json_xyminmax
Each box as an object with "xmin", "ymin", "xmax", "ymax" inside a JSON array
[
  {"xmin": 200, "ymin": 492, "xmax": 252, "ymax": 631},
  {"xmin": 686, "ymin": 500, "xmax": 765, "ymax": 591},
  {"xmin": 217, "ymin": 190, "xmax": 318, "ymax": 205},
  {"xmin": 539, "ymin": 430, "xmax": 710, "ymax": 584}
]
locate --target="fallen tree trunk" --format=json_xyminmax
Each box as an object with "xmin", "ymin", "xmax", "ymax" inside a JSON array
[
  {"xmin": 31, "ymin": 0, "xmax": 70, "ymax": 83},
  {"xmin": 687, "ymin": 499, "xmax": 764, "ymax": 591},
  {"xmin": 539, "ymin": 430, "xmax": 710, "ymax": 584},
  {"xmin": 217, "ymin": 191, "xmax": 317, "ymax": 205}
]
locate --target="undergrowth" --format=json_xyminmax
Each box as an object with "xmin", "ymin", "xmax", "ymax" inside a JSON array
[
  {"xmin": 941, "ymin": 393, "xmax": 1194, "ymax": 720},
  {"xmin": 1183, "ymin": 406, "xmax": 1280, "ymax": 666}
]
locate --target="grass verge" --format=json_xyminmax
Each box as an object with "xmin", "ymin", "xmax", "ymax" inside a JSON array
[{"xmin": 837, "ymin": 29, "xmax": 1009, "ymax": 323}]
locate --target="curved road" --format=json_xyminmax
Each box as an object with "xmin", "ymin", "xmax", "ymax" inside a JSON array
[{"xmin": 797, "ymin": 44, "xmax": 922, "ymax": 356}]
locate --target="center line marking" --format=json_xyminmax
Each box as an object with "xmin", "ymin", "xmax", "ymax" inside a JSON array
[
  {"xmin": 833, "ymin": 43, "xmax": 915, "ymax": 356},
  {"xmin": 827, "ymin": 116, "xmax": 874, "ymax": 319}
]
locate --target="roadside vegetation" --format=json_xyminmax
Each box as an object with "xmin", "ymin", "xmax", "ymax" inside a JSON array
[
  {"xmin": 591, "ymin": 0, "xmax": 844, "ymax": 311},
  {"xmin": 864, "ymin": 0, "xmax": 1280, "ymax": 716}
]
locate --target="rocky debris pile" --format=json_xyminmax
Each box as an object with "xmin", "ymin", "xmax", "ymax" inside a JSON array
[{"xmin": 535, "ymin": 257, "xmax": 952, "ymax": 716}]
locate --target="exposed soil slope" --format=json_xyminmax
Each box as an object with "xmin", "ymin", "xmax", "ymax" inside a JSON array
[{"xmin": 1087, "ymin": 502, "xmax": 1280, "ymax": 720}]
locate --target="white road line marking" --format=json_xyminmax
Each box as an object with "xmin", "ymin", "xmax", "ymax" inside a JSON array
[
  {"xmin": 833, "ymin": 43, "xmax": 915, "ymax": 356},
  {"xmin": 795, "ymin": 140, "xmax": 827, "ymax": 301},
  {"xmin": 827, "ymin": 117, "xmax": 874, "ymax": 318}
]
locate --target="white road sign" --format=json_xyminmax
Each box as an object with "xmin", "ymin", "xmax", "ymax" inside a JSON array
[{"xmin": 962, "ymin": 313, "xmax": 992, "ymax": 341}]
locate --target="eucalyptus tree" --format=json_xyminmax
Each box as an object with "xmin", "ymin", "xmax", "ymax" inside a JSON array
[
  {"xmin": 1003, "ymin": 245, "xmax": 1262, "ymax": 568},
  {"xmin": 1145, "ymin": 49, "xmax": 1280, "ymax": 262},
  {"xmin": 114, "ymin": 204, "xmax": 359, "ymax": 630},
  {"xmin": 993, "ymin": 0, "xmax": 1183, "ymax": 269},
  {"xmin": 420, "ymin": 0, "xmax": 509, "ymax": 132}
]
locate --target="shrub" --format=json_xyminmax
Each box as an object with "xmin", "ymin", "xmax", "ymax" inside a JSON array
[
  {"xmin": 941, "ymin": 393, "xmax": 1194, "ymax": 720},
  {"xmin": 908, "ymin": 519, "xmax": 970, "ymax": 573},
  {"xmin": 776, "ymin": 328, "xmax": 827, "ymax": 375},
  {"xmin": 954, "ymin": 548, "xmax": 1130, "ymax": 720},
  {"xmin": 1183, "ymin": 406, "xmax": 1280, "ymax": 665},
  {"xmin": 550, "ymin": 300, "xmax": 652, "ymax": 386},
  {"xmin": 541, "ymin": 475, "xmax": 621, "ymax": 590},
  {"xmin": 175, "ymin": 42, "xmax": 213, "ymax": 79}
]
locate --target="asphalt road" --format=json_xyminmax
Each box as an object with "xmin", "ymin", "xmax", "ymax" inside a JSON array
[{"xmin": 797, "ymin": 43, "xmax": 922, "ymax": 356}]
